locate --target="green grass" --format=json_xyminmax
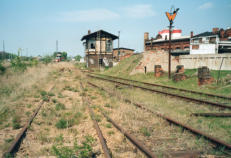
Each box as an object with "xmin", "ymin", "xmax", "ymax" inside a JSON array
[
  {"xmin": 52, "ymin": 135, "xmax": 95, "ymax": 158},
  {"xmin": 55, "ymin": 118, "xmax": 68, "ymax": 129},
  {"xmin": 12, "ymin": 115, "xmax": 21, "ymax": 129},
  {"xmin": 102, "ymin": 60, "xmax": 231, "ymax": 96},
  {"xmin": 98, "ymin": 54, "xmax": 231, "ymax": 96},
  {"xmin": 55, "ymin": 103, "xmax": 66, "ymax": 111},
  {"xmin": 103, "ymin": 54, "xmax": 143, "ymax": 76},
  {"xmin": 140, "ymin": 127, "xmax": 151, "ymax": 137}
]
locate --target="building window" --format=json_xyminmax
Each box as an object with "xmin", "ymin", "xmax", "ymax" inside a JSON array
[
  {"xmin": 99, "ymin": 59, "xmax": 103, "ymax": 66},
  {"xmin": 106, "ymin": 40, "xmax": 112, "ymax": 52},
  {"xmin": 90, "ymin": 43, "xmax": 95, "ymax": 49},
  {"xmin": 210, "ymin": 37, "xmax": 216, "ymax": 43},
  {"xmin": 88, "ymin": 39, "xmax": 96, "ymax": 50},
  {"xmin": 192, "ymin": 45, "xmax": 199, "ymax": 50},
  {"xmin": 184, "ymin": 46, "xmax": 189, "ymax": 50}
]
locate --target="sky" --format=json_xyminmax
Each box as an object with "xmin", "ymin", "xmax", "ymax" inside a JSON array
[{"xmin": 0, "ymin": 0, "xmax": 231, "ymax": 57}]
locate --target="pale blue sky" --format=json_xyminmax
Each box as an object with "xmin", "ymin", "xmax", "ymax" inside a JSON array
[{"xmin": 0, "ymin": 0, "xmax": 231, "ymax": 57}]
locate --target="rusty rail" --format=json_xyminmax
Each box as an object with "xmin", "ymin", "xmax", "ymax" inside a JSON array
[
  {"xmin": 80, "ymin": 82, "xmax": 111, "ymax": 158},
  {"xmin": 3, "ymin": 85, "xmax": 55, "ymax": 158},
  {"xmin": 82, "ymin": 81, "xmax": 157, "ymax": 158},
  {"xmin": 87, "ymin": 81, "xmax": 231, "ymax": 151},
  {"xmin": 192, "ymin": 113, "xmax": 231, "ymax": 117},
  {"xmin": 90, "ymin": 73, "xmax": 231, "ymax": 100},
  {"xmin": 88, "ymin": 75, "xmax": 231, "ymax": 110},
  {"xmin": 101, "ymin": 111, "xmax": 157, "ymax": 158}
]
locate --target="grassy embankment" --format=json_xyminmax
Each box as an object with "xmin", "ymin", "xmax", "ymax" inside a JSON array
[{"xmin": 101, "ymin": 54, "xmax": 231, "ymax": 96}]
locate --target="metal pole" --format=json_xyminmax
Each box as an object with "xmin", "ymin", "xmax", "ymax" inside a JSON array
[
  {"xmin": 3, "ymin": 40, "xmax": 5, "ymax": 60},
  {"xmin": 118, "ymin": 31, "xmax": 120, "ymax": 61},
  {"xmin": 168, "ymin": 22, "xmax": 172, "ymax": 79}
]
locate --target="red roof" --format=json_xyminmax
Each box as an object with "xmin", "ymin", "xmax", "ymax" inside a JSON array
[{"xmin": 158, "ymin": 29, "xmax": 182, "ymax": 34}]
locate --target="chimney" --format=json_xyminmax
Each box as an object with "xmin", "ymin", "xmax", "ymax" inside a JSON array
[
  {"xmin": 88, "ymin": 30, "xmax": 91, "ymax": 35},
  {"xmin": 190, "ymin": 31, "xmax": 193, "ymax": 38},
  {"xmin": 220, "ymin": 29, "xmax": 225, "ymax": 38},
  {"xmin": 144, "ymin": 32, "xmax": 149, "ymax": 41},
  {"xmin": 212, "ymin": 28, "xmax": 219, "ymax": 34}
]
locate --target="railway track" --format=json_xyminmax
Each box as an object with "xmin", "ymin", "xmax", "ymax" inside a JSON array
[
  {"xmin": 87, "ymin": 73, "xmax": 231, "ymax": 110},
  {"xmin": 80, "ymin": 81, "xmax": 157, "ymax": 158},
  {"xmin": 3, "ymin": 85, "xmax": 55, "ymax": 158},
  {"xmin": 91, "ymin": 73, "xmax": 231, "ymax": 100},
  {"xmin": 87, "ymin": 81, "xmax": 231, "ymax": 154}
]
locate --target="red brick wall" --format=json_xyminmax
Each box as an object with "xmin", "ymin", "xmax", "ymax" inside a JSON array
[{"xmin": 145, "ymin": 40, "xmax": 190, "ymax": 51}]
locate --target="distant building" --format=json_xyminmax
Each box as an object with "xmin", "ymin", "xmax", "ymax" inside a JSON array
[
  {"xmin": 190, "ymin": 28, "xmax": 231, "ymax": 54},
  {"xmin": 81, "ymin": 30, "xmax": 118, "ymax": 68},
  {"xmin": 113, "ymin": 47, "xmax": 135, "ymax": 61},
  {"xmin": 80, "ymin": 58, "xmax": 85, "ymax": 63},
  {"xmin": 144, "ymin": 29, "xmax": 191, "ymax": 56},
  {"xmin": 55, "ymin": 52, "xmax": 62, "ymax": 62}
]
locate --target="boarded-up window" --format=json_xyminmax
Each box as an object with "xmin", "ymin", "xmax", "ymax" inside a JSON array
[
  {"xmin": 192, "ymin": 45, "xmax": 199, "ymax": 50},
  {"xmin": 210, "ymin": 37, "xmax": 216, "ymax": 43}
]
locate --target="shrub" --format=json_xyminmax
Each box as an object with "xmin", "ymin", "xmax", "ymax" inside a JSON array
[
  {"xmin": 52, "ymin": 98, "xmax": 57, "ymax": 103},
  {"xmin": 42, "ymin": 96, "xmax": 49, "ymax": 102},
  {"xmin": 0, "ymin": 63, "xmax": 6, "ymax": 72},
  {"xmin": 105, "ymin": 123, "xmax": 112, "ymax": 128},
  {"xmin": 40, "ymin": 91, "xmax": 47, "ymax": 96},
  {"xmin": 10, "ymin": 57, "xmax": 27, "ymax": 72},
  {"xmin": 55, "ymin": 103, "xmax": 65, "ymax": 111},
  {"xmin": 55, "ymin": 118, "xmax": 68, "ymax": 129},
  {"xmin": 12, "ymin": 115, "xmax": 21, "ymax": 129},
  {"xmin": 42, "ymin": 55, "xmax": 53, "ymax": 65},
  {"xmin": 48, "ymin": 92, "xmax": 55, "ymax": 96},
  {"xmin": 140, "ymin": 127, "xmax": 151, "ymax": 137},
  {"xmin": 52, "ymin": 135, "xmax": 95, "ymax": 158}
]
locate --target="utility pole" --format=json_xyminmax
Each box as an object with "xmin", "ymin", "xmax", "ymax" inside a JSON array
[
  {"xmin": 56, "ymin": 40, "xmax": 58, "ymax": 52},
  {"xmin": 3, "ymin": 40, "xmax": 5, "ymax": 60},
  {"xmin": 118, "ymin": 31, "xmax": 120, "ymax": 60},
  {"xmin": 165, "ymin": 7, "xmax": 179, "ymax": 79}
]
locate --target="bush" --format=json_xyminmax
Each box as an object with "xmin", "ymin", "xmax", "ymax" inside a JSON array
[
  {"xmin": 55, "ymin": 103, "xmax": 65, "ymax": 111},
  {"xmin": 42, "ymin": 55, "xmax": 53, "ymax": 65},
  {"xmin": 10, "ymin": 57, "xmax": 27, "ymax": 72},
  {"xmin": 12, "ymin": 115, "xmax": 21, "ymax": 129},
  {"xmin": 0, "ymin": 63, "xmax": 6, "ymax": 72},
  {"xmin": 52, "ymin": 135, "xmax": 95, "ymax": 158},
  {"xmin": 140, "ymin": 127, "xmax": 151, "ymax": 137},
  {"xmin": 40, "ymin": 91, "xmax": 47, "ymax": 96},
  {"xmin": 55, "ymin": 118, "xmax": 68, "ymax": 129}
]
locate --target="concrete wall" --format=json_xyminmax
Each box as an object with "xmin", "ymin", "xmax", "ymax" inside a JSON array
[
  {"xmin": 130, "ymin": 50, "xmax": 179, "ymax": 75},
  {"xmin": 180, "ymin": 54, "xmax": 231, "ymax": 70}
]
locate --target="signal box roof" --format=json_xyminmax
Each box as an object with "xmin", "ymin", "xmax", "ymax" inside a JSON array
[{"xmin": 81, "ymin": 30, "xmax": 118, "ymax": 41}]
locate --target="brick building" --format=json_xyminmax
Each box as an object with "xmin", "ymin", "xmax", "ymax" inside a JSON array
[
  {"xmin": 81, "ymin": 30, "xmax": 118, "ymax": 68},
  {"xmin": 144, "ymin": 29, "xmax": 191, "ymax": 56},
  {"xmin": 113, "ymin": 47, "xmax": 135, "ymax": 61}
]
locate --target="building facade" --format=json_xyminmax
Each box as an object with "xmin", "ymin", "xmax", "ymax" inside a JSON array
[
  {"xmin": 113, "ymin": 47, "xmax": 135, "ymax": 61},
  {"xmin": 144, "ymin": 29, "xmax": 191, "ymax": 56},
  {"xmin": 190, "ymin": 28, "xmax": 231, "ymax": 55},
  {"xmin": 81, "ymin": 30, "xmax": 118, "ymax": 68}
]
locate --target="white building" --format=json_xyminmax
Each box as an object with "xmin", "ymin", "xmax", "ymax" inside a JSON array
[{"xmin": 190, "ymin": 28, "xmax": 231, "ymax": 55}]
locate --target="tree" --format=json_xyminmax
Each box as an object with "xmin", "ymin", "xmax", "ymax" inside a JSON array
[
  {"xmin": 61, "ymin": 52, "xmax": 67, "ymax": 60},
  {"xmin": 75, "ymin": 55, "xmax": 82, "ymax": 62}
]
